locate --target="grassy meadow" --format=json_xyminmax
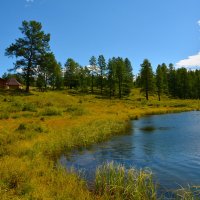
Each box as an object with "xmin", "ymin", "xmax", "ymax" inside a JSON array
[{"xmin": 0, "ymin": 88, "xmax": 200, "ymax": 200}]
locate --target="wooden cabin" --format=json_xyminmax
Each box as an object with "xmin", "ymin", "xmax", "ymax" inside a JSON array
[{"xmin": 6, "ymin": 78, "xmax": 22, "ymax": 89}]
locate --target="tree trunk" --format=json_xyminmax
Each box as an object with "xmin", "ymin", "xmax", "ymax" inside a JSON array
[
  {"xmin": 91, "ymin": 74, "xmax": 94, "ymax": 93},
  {"xmin": 26, "ymin": 67, "xmax": 30, "ymax": 93},
  {"xmin": 26, "ymin": 81, "xmax": 30, "ymax": 92},
  {"xmin": 145, "ymin": 77, "xmax": 148, "ymax": 100},
  {"xmin": 109, "ymin": 83, "xmax": 112, "ymax": 99},
  {"xmin": 45, "ymin": 73, "xmax": 47, "ymax": 90},
  {"xmin": 119, "ymin": 80, "xmax": 121, "ymax": 99},
  {"xmin": 146, "ymin": 89, "xmax": 148, "ymax": 100},
  {"xmin": 101, "ymin": 76, "xmax": 103, "ymax": 95}
]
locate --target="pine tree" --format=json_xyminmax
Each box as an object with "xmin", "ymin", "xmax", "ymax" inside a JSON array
[
  {"xmin": 168, "ymin": 63, "xmax": 176, "ymax": 97},
  {"xmin": 37, "ymin": 52, "xmax": 58, "ymax": 90},
  {"xmin": 107, "ymin": 58, "xmax": 116, "ymax": 98},
  {"xmin": 161, "ymin": 63, "xmax": 168, "ymax": 94},
  {"xmin": 195, "ymin": 70, "xmax": 200, "ymax": 99},
  {"xmin": 176, "ymin": 68, "xmax": 188, "ymax": 99},
  {"xmin": 140, "ymin": 59, "xmax": 154, "ymax": 100},
  {"xmin": 124, "ymin": 58, "xmax": 133, "ymax": 95},
  {"xmin": 156, "ymin": 65, "xmax": 163, "ymax": 101},
  {"xmin": 89, "ymin": 56, "xmax": 97, "ymax": 93},
  {"xmin": 98, "ymin": 55, "xmax": 107, "ymax": 95},
  {"xmin": 64, "ymin": 58, "xmax": 80, "ymax": 89},
  {"xmin": 5, "ymin": 20, "xmax": 50, "ymax": 92}
]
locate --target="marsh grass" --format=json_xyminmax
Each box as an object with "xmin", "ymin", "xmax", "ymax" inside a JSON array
[
  {"xmin": 173, "ymin": 186, "xmax": 200, "ymax": 200},
  {"xmin": 0, "ymin": 89, "xmax": 200, "ymax": 199},
  {"xmin": 95, "ymin": 162, "xmax": 156, "ymax": 200}
]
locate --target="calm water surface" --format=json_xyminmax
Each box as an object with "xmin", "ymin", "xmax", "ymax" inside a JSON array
[{"xmin": 60, "ymin": 111, "xmax": 200, "ymax": 189}]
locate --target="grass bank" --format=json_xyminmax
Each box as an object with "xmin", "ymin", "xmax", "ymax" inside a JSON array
[{"xmin": 0, "ymin": 89, "xmax": 199, "ymax": 199}]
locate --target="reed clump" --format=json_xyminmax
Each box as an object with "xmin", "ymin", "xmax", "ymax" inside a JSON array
[
  {"xmin": 95, "ymin": 162, "xmax": 156, "ymax": 200},
  {"xmin": 174, "ymin": 186, "xmax": 200, "ymax": 200}
]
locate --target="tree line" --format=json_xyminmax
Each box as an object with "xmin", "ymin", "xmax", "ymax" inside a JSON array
[
  {"xmin": 4, "ymin": 20, "xmax": 133, "ymax": 98},
  {"xmin": 137, "ymin": 59, "xmax": 200, "ymax": 100},
  {"xmin": 3, "ymin": 20, "xmax": 200, "ymax": 100},
  {"xmin": 63, "ymin": 56, "xmax": 133, "ymax": 98}
]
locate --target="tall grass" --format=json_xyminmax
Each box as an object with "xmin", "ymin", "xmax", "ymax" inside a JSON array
[
  {"xmin": 174, "ymin": 186, "xmax": 200, "ymax": 200},
  {"xmin": 95, "ymin": 162, "xmax": 156, "ymax": 200}
]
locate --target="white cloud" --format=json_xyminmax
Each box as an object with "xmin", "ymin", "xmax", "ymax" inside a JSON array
[
  {"xmin": 198, "ymin": 20, "xmax": 200, "ymax": 26},
  {"xmin": 16, "ymin": 68, "xmax": 23, "ymax": 73},
  {"xmin": 25, "ymin": 0, "xmax": 34, "ymax": 7},
  {"xmin": 176, "ymin": 52, "xmax": 200, "ymax": 69}
]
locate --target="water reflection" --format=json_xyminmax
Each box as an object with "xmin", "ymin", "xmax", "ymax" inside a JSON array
[{"xmin": 60, "ymin": 111, "xmax": 200, "ymax": 189}]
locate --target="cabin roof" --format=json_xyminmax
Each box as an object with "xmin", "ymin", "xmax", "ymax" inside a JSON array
[{"xmin": 6, "ymin": 78, "xmax": 22, "ymax": 86}]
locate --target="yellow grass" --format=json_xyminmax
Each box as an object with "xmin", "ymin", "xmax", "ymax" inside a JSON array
[{"xmin": 0, "ymin": 89, "xmax": 199, "ymax": 199}]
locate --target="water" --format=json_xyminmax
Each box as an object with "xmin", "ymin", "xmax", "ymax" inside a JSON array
[{"xmin": 60, "ymin": 111, "xmax": 200, "ymax": 190}]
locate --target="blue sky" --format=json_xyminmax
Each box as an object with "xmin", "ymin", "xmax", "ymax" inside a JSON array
[{"xmin": 0, "ymin": 0, "xmax": 200, "ymax": 76}]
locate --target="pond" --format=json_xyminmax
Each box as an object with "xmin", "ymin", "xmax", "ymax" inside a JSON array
[{"xmin": 59, "ymin": 111, "xmax": 200, "ymax": 190}]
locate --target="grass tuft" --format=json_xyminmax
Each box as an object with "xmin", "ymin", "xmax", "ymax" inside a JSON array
[
  {"xmin": 22, "ymin": 103, "xmax": 37, "ymax": 112},
  {"xmin": 95, "ymin": 162, "xmax": 157, "ymax": 200},
  {"xmin": 17, "ymin": 123, "xmax": 27, "ymax": 131},
  {"xmin": 41, "ymin": 108, "xmax": 62, "ymax": 116}
]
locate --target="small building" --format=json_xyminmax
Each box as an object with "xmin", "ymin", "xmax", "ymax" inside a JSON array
[
  {"xmin": 6, "ymin": 78, "xmax": 22, "ymax": 89},
  {"xmin": 0, "ymin": 78, "xmax": 8, "ymax": 89}
]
